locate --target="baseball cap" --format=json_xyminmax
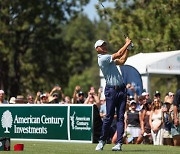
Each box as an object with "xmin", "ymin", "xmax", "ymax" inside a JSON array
[
  {"xmin": 154, "ymin": 91, "xmax": 161, "ymax": 97},
  {"xmin": 142, "ymin": 92, "xmax": 149, "ymax": 96},
  {"xmin": 52, "ymin": 93, "xmax": 58, "ymax": 97},
  {"xmin": 0, "ymin": 90, "xmax": 4, "ymax": 94},
  {"xmin": 16, "ymin": 95, "xmax": 24, "ymax": 100},
  {"xmin": 129, "ymin": 95, "xmax": 134, "ymax": 101},
  {"xmin": 78, "ymin": 91, "xmax": 84, "ymax": 97},
  {"xmin": 130, "ymin": 100, "xmax": 136, "ymax": 105},
  {"xmin": 94, "ymin": 40, "xmax": 106, "ymax": 49},
  {"xmin": 168, "ymin": 92, "xmax": 174, "ymax": 96},
  {"xmin": 40, "ymin": 93, "xmax": 47, "ymax": 98},
  {"xmin": 9, "ymin": 97, "xmax": 16, "ymax": 104}
]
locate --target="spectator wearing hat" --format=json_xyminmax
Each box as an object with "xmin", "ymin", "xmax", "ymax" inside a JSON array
[
  {"xmin": 154, "ymin": 91, "xmax": 161, "ymax": 100},
  {"xmin": 124, "ymin": 100, "xmax": 143, "ymax": 144},
  {"xmin": 72, "ymin": 85, "xmax": 86, "ymax": 104},
  {"xmin": 34, "ymin": 91, "xmax": 51, "ymax": 104},
  {"xmin": 171, "ymin": 89, "xmax": 180, "ymax": 146},
  {"xmin": 76, "ymin": 91, "xmax": 86, "ymax": 104},
  {"xmin": 40, "ymin": 93, "xmax": 48, "ymax": 104},
  {"xmin": 164, "ymin": 92, "xmax": 174, "ymax": 105},
  {"xmin": 49, "ymin": 93, "xmax": 59, "ymax": 104},
  {"xmin": 49, "ymin": 85, "xmax": 65, "ymax": 103},
  {"xmin": 15, "ymin": 95, "xmax": 26, "ymax": 104},
  {"xmin": 142, "ymin": 92, "xmax": 150, "ymax": 100},
  {"xmin": 9, "ymin": 97, "xmax": 16, "ymax": 104},
  {"xmin": 73, "ymin": 85, "xmax": 85, "ymax": 104},
  {"xmin": 0, "ymin": 90, "xmax": 8, "ymax": 104}
]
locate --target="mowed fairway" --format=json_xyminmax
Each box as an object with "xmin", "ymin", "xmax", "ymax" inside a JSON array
[{"xmin": 1, "ymin": 141, "xmax": 180, "ymax": 154}]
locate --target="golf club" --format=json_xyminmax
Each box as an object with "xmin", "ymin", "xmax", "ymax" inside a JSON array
[{"xmin": 99, "ymin": 1, "xmax": 134, "ymax": 50}]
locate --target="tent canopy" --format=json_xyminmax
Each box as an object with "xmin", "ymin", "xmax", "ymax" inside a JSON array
[{"xmin": 125, "ymin": 50, "xmax": 180, "ymax": 75}]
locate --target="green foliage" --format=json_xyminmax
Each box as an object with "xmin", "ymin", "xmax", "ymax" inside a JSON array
[
  {"xmin": 0, "ymin": 0, "xmax": 90, "ymax": 97},
  {"xmin": 64, "ymin": 66, "xmax": 100, "ymax": 97},
  {"xmin": 62, "ymin": 14, "xmax": 95, "ymax": 74},
  {"xmin": 97, "ymin": 0, "xmax": 180, "ymax": 93},
  {"xmin": 0, "ymin": 0, "xmax": 179, "ymax": 99},
  {"xmin": 104, "ymin": 0, "xmax": 180, "ymax": 54}
]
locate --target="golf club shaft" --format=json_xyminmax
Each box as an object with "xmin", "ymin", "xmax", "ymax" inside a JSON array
[
  {"xmin": 100, "ymin": 2, "xmax": 127, "ymax": 38},
  {"xmin": 99, "ymin": 1, "xmax": 134, "ymax": 49}
]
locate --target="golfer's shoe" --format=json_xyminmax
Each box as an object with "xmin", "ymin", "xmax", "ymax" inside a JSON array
[
  {"xmin": 95, "ymin": 140, "xmax": 106, "ymax": 151},
  {"xmin": 112, "ymin": 143, "xmax": 122, "ymax": 151}
]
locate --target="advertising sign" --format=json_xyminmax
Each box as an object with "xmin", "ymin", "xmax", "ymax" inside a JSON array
[
  {"xmin": 69, "ymin": 106, "xmax": 93, "ymax": 141},
  {"xmin": 0, "ymin": 104, "xmax": 94, "ymax": 143}
]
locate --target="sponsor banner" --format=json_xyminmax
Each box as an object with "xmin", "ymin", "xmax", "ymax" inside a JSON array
[
  {"xmin": 69, "ymin": 106, "xmax": 93, "ymax": 141},
  {"xmin": 120, "ymin": 65, "xmax": 143, "ymax": 96},
  {"xmin": 0, "ymin": 104, "xmax": 93, "ymax": 142}
]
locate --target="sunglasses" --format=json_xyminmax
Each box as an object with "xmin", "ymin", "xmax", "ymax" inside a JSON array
[{"xmin": 154, "ymin": 100, "xmax": 160, "ymax": 103}]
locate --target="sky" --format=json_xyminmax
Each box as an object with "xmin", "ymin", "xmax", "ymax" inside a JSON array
[
  {"xmin": 83, "ymin": 0, "xmax": 113, "ymax": 21},
  {"xmin": 83, "ymin": 0, "xmax": 99, "ymax": 21}
]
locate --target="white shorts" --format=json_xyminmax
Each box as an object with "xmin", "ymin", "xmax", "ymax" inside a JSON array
[{"xmin": 127, "ymin": 126, "xmax": 141, "ymax": 138}]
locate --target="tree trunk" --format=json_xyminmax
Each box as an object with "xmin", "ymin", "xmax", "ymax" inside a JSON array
[{"xmin": 176, "ymin": 75, "xmax": 180, "ymax": 90}]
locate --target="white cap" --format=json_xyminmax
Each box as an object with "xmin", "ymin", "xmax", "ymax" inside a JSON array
[
  {"xmin": 130, "ymin": 100, "xmax": 136, "ymax": 105},
  {"xmin": 0, "ymin": 90, "xmax": 4, "ymax": 94},
  {"xmin": 9, "ymin": 97, "xmax": 16, "ymax": 104},
  {"xmin": 142, "ymin": 92, "xmax": 148, "ymax": 96},
  {"xmin": 40, "ymin": 93, "xmax": 47, "ymax": 98},
  {"xmin": 94, "ymin": 40, "xmax": 105, "ymax": 49}
]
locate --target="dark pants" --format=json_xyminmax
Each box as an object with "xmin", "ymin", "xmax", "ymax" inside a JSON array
[{"xmin": 99, "ymin": 84, "xmax": 127, "ymax": 144}]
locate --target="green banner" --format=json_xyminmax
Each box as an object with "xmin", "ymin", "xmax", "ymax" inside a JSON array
[
  {"xmin": 69, "ymin": 106, "xmax": 93, "ymax": 141},
  {"xmin": 0, "ymin": 104, "xmax": 94, "ymax": 142}
]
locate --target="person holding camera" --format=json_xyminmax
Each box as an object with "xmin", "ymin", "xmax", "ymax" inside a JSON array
[
  {"xmin": 84, "ymin": 87, "xmax": 100, "ymax": 108},
  {"xmin": 72, "ymin": 85, "xmax": 86, "ymax": 104}
]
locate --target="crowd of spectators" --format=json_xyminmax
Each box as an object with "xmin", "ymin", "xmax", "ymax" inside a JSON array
[
  {"xmin": 0, "ymin": 84, "xmax": 179, "ymax": 146},
  {"xmin": 104, "ymin": 86, "xmax": 180, "ymax": 146}
]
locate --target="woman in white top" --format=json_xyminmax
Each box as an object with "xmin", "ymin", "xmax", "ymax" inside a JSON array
[{"xmin": 149, "ymin": 98, "xmax": 164, "ymax": 145}]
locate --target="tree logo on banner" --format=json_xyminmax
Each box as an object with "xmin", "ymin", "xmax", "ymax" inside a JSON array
[
  {"xmin": 70, "ymin": 111, "xmax": 76, "ymax": 130},
  {"xmin": 1, "ymin": 110, "xmax": 13, "ymax": 133}
]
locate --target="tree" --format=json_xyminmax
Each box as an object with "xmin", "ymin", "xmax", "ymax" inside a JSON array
[
  {"xmin": 62, "ymin": 14, "xmax": 95, "ymax": 75},
  {"xmin": 62, "ymin": 14, "xmax": 100, "ymax": 96},
  {"xmin": 98, "ymin": 0, "xmax": 180, "ymax": 54},
  {"xmin": 65, "ymin": 67, "xmax": 100, "ymax": 97},
  {"xmin": 96, "ymin": 0, "xmax": 180, "ymax": 93},
  {"xmin": 0, "ymin": 0, "xmax": 90, "ymax": 96}
]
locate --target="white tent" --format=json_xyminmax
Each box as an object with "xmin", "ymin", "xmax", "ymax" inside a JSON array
[{"xmin": 125, "ymin": 50, "xmax": 180, "ymax": 92}]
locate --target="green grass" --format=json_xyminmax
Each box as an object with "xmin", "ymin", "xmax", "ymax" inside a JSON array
[{"xmin": 1, "ymin": 141, "xmax": 180, "ymax": 154}]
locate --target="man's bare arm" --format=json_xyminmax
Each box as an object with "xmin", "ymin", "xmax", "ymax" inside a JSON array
[
  {"xmin": 112, "ymin": 37, "xmax": 131, "ymax": 61},
  {"xmin": 114, "ymin": 49, "xmax": 129, "ymax": 65}
]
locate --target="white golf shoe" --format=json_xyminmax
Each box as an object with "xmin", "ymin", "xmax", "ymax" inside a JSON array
[
  {"xmin": 95, "ymin": 140, "xmax": 106, "ymax": 151},
  {"xmin": 112, "ymin": 143, "xmax": 122, "ymax": 151}
]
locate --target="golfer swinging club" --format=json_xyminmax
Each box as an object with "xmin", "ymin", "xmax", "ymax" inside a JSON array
[{"xmin": 95, "ymin": 37, "xmax": 131, "ymax": 151}]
